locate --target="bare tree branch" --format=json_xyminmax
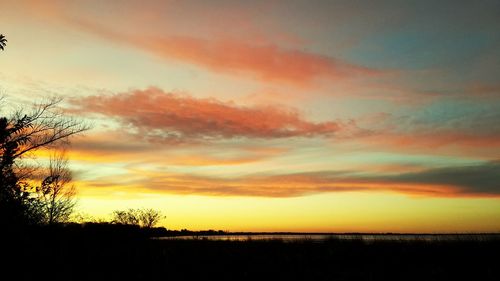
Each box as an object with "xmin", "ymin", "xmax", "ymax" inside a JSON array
[
  {"xmin": 1, "ymin": 97, "xmax": 90, "ymax": 158},
  {"xmin": 35, "ymin": 150, "xmax": 76, "ymax": 224},
  {"xmin": 112, "ymin": 208, "xmax": 164, "ymax": 228},
  {"xmin": 1, "ymin": 97, "xmax": 89, "ymax": 225}
]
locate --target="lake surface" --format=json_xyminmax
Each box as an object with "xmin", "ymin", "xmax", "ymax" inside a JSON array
[{"xmin": 157, "ymin": 233, "xmax": 500, "ymax": 242}]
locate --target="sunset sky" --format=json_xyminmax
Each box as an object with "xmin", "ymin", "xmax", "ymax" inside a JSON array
[{"xmin": 1, "ymin": 0, "xmax": 499, "ymax": 232}]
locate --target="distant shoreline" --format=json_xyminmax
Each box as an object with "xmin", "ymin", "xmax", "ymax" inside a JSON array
[
  {"xmin": 224, "ymin": 232, "xmax": 500, "ymax": 235},
  {"xmin": 157, "ymin": 232, "xmax": 500, "ymax": 241},
  {"xmin": 165, "ymin": 231, "xmax": 500, "ymax": 236}
]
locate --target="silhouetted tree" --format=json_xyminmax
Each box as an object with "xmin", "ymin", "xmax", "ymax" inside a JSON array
[
  {"xmin": 112, "ymin": 209, "xmax": 141, "ymax": 226},
  {"xmin": 0, "ymin": 117, "xmax": 34, "ymax": 225},
  {"xmin": 0, "ymin": 97, "xmax": 89, "ymax": 226},
  {"xmin": 112, "ymin": 208, "xmax": 164, "ymax": 228},
  {"xmin": 0, "ymin": 34, "xmax": 6, "ymax": 51},
  {"xmin": 35, "ymin": 151, "xmax": 76, "ymax": 225},
  {"xmin": 139, "ymin": 208, "xmax": 164, "ymax": 228}
]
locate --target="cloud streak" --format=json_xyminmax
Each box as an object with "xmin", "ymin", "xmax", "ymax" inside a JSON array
[
  {"xmin": 383, "ymin": 161, "xmax": 500, "ymax": 196},
  {"xmin": 70, "ymin": 88, "xmax": 343, "ymax": 142},
  {"xmin": 136, "ymin": 35, "xmax": 376, "ymax": 85},
  {"xmin": 59, "ymin": 134, "xmax": 288, "ymax": 166},
  {"xmin": 79, "ymin": 161, "xmax": 500, "ymax": 198},
  {"xmin": 352, "ymin": 109, "xmax": 500, "ymax": 157}
]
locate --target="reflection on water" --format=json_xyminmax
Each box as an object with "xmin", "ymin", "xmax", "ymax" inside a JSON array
[{"xmin": 157, "ymin": 234, "xmax": 500, "ymax": 242}]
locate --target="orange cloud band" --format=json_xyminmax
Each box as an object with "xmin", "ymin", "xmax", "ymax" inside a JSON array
[{"xmin": 69, "ymin": 88, "xmax": 343, "ymax": 142}]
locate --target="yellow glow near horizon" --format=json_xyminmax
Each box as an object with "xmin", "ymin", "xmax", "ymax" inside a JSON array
[{"xmin": 77, "ymin": 192, "xmax": 500, "ymax": 233}]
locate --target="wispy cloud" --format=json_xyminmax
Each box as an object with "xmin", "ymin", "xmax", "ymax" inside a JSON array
[{"xmin": 352, "ymin": 108, "xmax": 500, "ymax": 157}]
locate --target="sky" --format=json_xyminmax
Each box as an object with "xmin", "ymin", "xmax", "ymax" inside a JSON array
[{"xmin": 1, "ymin": 0, "xmax": 499, "ymax": 232}]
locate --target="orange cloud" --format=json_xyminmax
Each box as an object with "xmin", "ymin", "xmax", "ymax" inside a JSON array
[{"xmin": 70, "ymin": 88, "xmax": 343, "ymax": 142}]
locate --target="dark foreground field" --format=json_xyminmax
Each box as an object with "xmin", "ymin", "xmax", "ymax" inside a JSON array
[{"xmin": 3, "ymin": 225, "xmax": 500, "ymax": 281}]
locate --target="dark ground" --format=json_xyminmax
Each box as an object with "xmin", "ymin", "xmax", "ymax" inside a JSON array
[{"xmin": 3, "ymin": 224, "xmax": 499, "ymax": 281}]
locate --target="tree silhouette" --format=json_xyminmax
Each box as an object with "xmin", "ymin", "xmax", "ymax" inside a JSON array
[
  {"xmin": 0, "ymin": 97, "xmax": 89, "ymax": 225},
  {"xmin": 112, "ymin": 208, "xmax": 164, "ymax": 228},
  {"xmin": 35, "ymin": 151, "xmax": 76, "ymax": 225},
  {"xmin": 0, "ymin": 34, "xmax": 6, "ymax": 51},
  {"xmin": 112, "ymin": 209, "xmax": 141, "ymax": 226},
  {"xmin": 139, "ymin": 208, "xmax": 164, "ymax": 228}
]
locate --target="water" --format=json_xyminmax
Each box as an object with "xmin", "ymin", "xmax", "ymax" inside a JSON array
[{"xmin": 157, "ymin": 233, "xmax": 500, "ymax": 242}]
